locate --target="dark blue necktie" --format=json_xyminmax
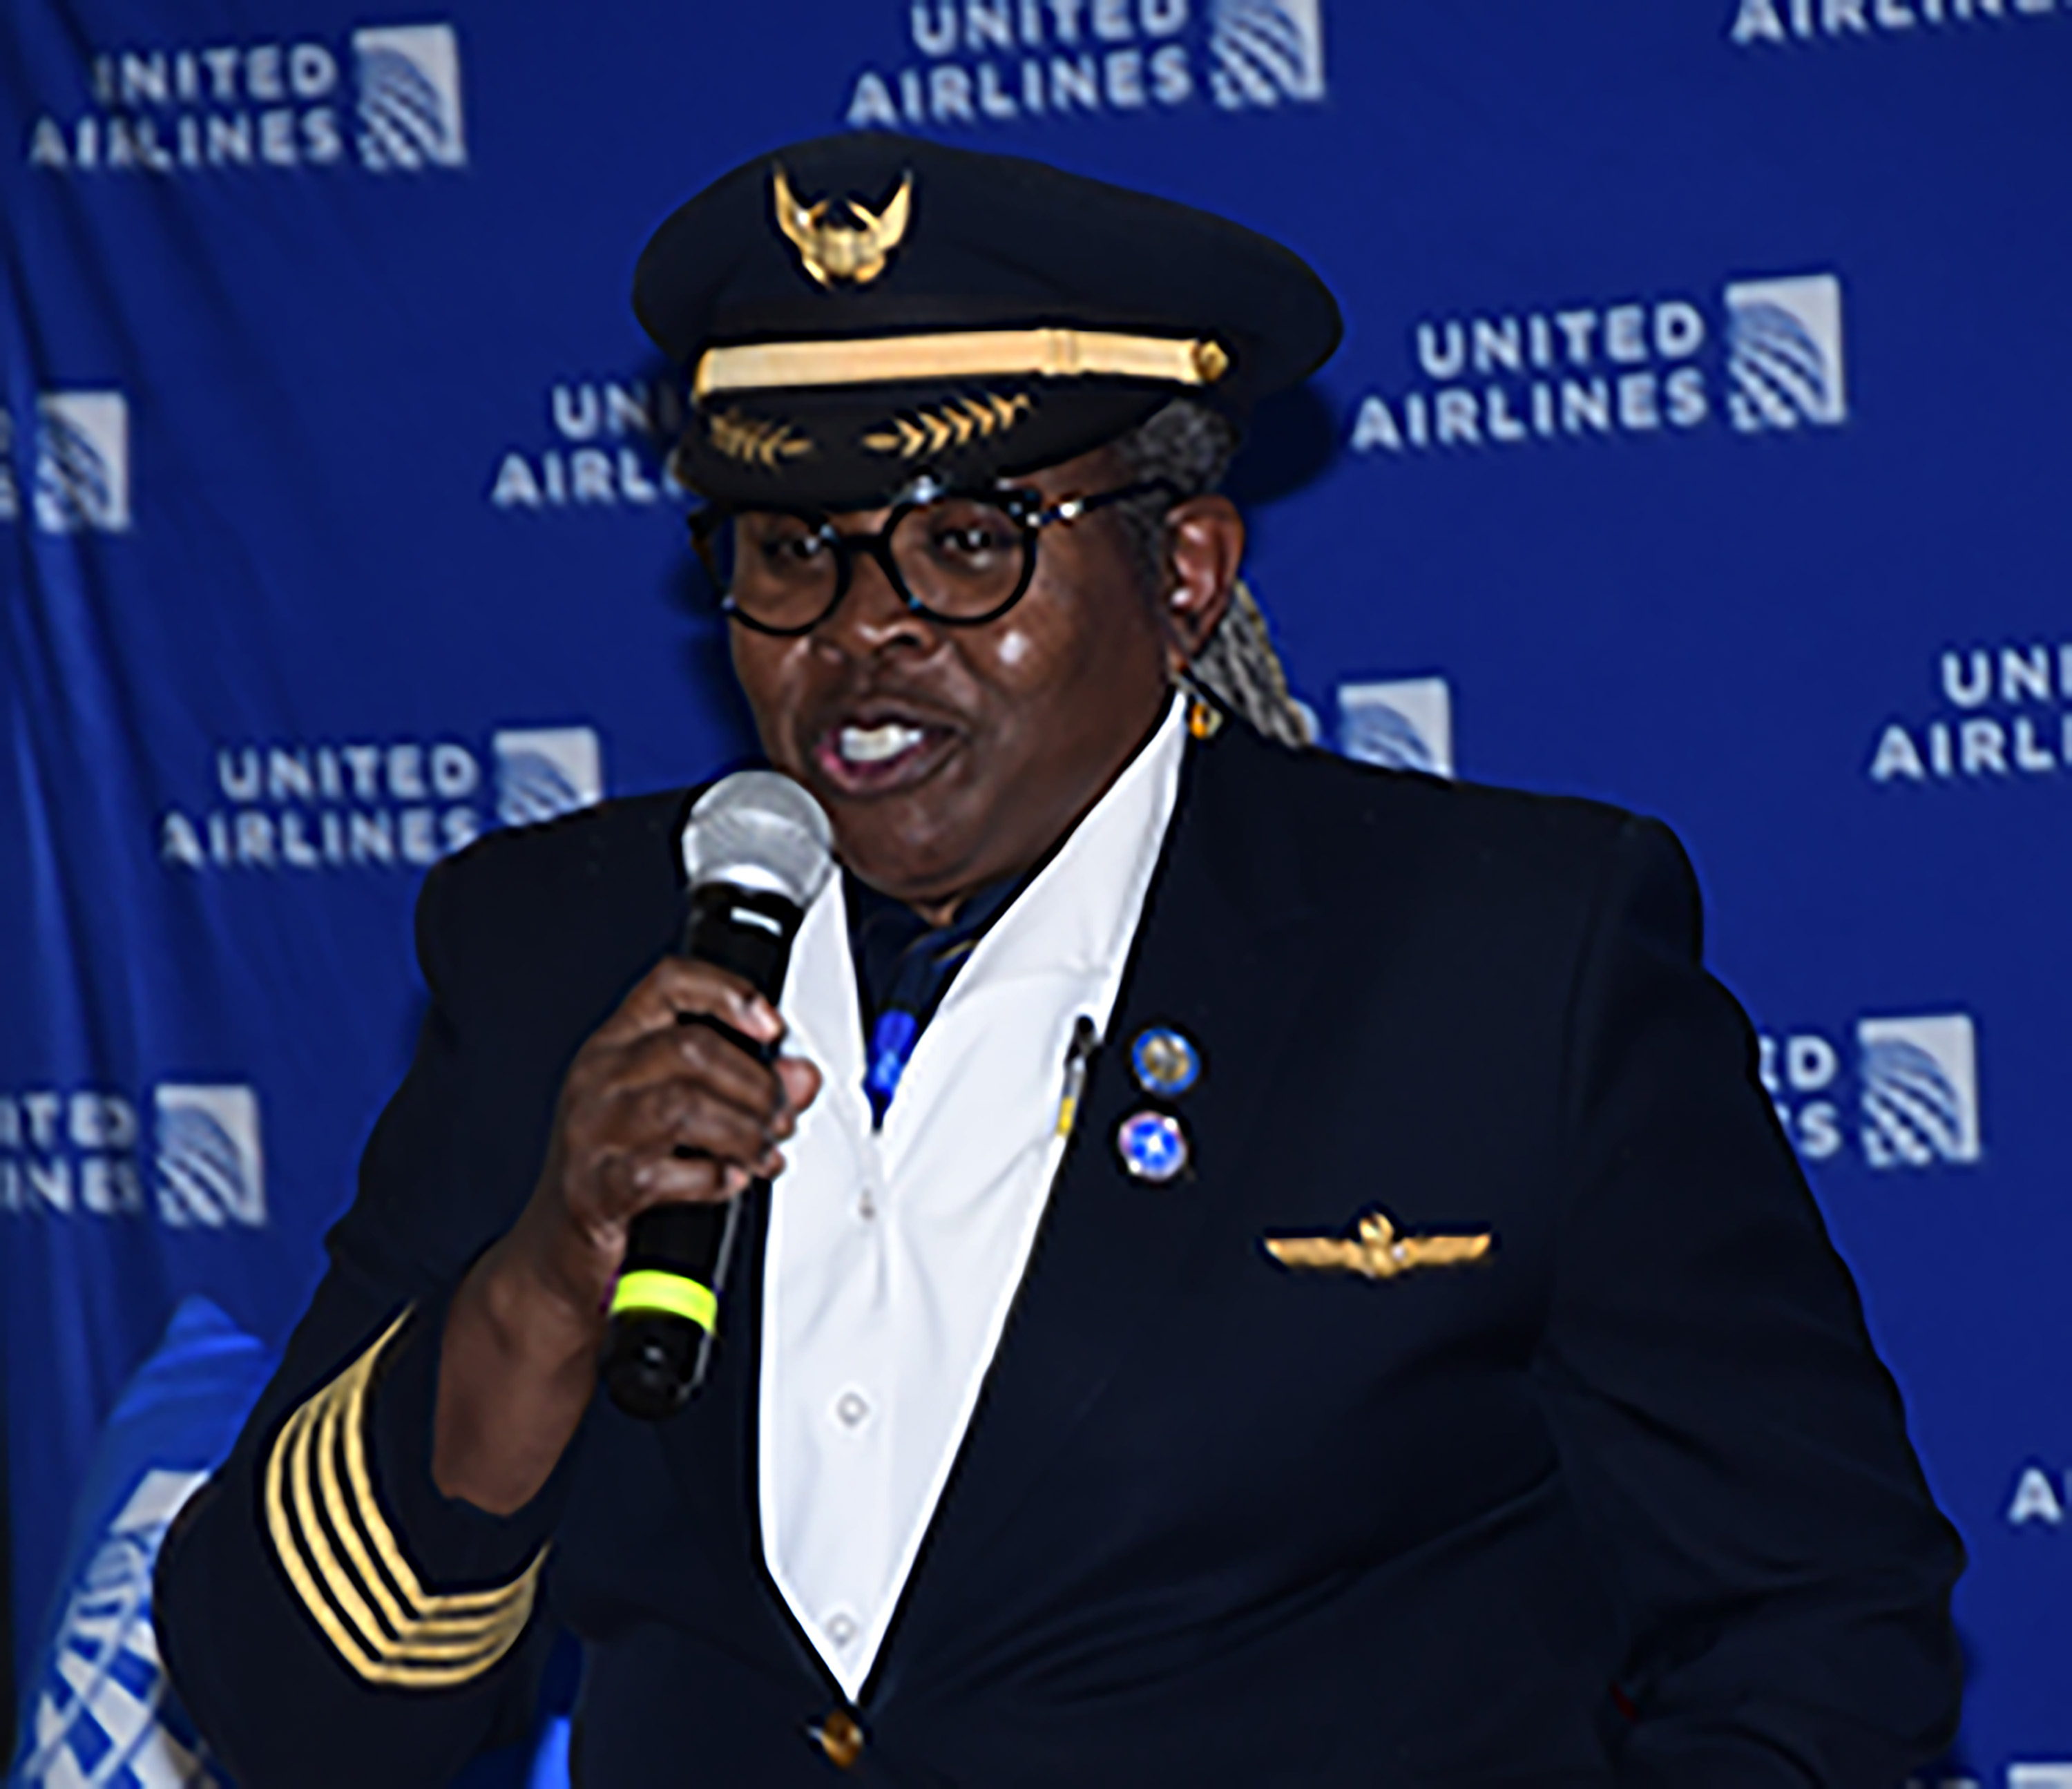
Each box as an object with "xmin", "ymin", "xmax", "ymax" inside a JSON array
[{"xmin": 846, "ymin": 870, "xmax": 1022, "ymax": 1127}]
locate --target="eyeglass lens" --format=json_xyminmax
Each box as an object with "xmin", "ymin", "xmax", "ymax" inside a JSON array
[{"xmin": 712, "ymin": 497, "xmax": 1031, "ymax": 631}]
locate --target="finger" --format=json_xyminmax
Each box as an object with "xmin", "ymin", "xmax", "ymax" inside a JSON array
[
  {"xmin": 611, "ymin": 1080, "xmax": 776, "ymax": 1168},
  {"xmin": 598, "ymin": 1022, "xmax": 787, "ymax": 1118},
  {"xmin": 593, "ymin": 1144, "xmax": 761, "ymax": 1223},
  {"xmin": 596, "ymin": 957, "xmax": 784, "ymax": 1049},
  {"xmin": 606, "ymin": 1151, "xmax": 740, "ymax": 1216},
  {"xmin": 774, "ymin": 1057, "xmax": 822, "ymax": 1120},
  {"xmin": 645, "ymin": 957, "xmax": 785, "ymax": 1045},
  {"xmin": 568, "ymin": 1103, "xmax": 794, "ymax": 1237},
  {"xmin": 696, "ymin": 1144, "xmax": 789, "ymax": 1184},
  {"xmin": 604, "ymin": 1050, "xmax": 814, "ymax": 1156}
]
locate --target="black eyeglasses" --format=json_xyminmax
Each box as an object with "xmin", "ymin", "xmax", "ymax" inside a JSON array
[{"xmin": 689, "ymin": 479, "xmax": 1178, "ymax": 637}]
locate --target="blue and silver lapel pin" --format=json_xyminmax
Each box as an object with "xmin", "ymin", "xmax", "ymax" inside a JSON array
[
  {"xmin": 1129, "ymin": 1025, "xmax": 1200, "ymax": 1099},
  {"xmin": 1115, "ymin": 1108, "xmax": 1190, "ymax": 1183}
]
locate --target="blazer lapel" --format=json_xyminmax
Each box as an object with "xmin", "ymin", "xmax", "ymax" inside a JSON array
[
  {"xmin": 871, "ymin": 726, "xmax": 1325, "ymax": 1678},
  {"xmin": 651, "ymin": 1183, "xmax": 850, "ymax": 1694}
]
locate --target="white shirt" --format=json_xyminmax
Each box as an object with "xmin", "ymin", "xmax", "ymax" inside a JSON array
[{"xmin": 758, "ymin": 695, "xmax": 1187, "ymax": 1701}]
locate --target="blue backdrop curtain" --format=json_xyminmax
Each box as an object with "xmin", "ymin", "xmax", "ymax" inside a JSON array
[{"xmin": 6, "ymin": 3, "xmax": 2069, "ymax": 1779}]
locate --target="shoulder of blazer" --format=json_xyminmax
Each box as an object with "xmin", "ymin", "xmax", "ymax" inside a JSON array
[
  {"xmin": 430, "ymin": 783, "xmax": 700, "ymax": 921},
  {"xmin": 1193, "ymin": 723, "xmax": 1647, "ymax": 927},
  {"xmin": 414, "ymin": 785, "xmax": 702, "ymax": 1017},
  {"xmin": 325, "ymin": 787, "xmax": 708, "ymax": 1290}
]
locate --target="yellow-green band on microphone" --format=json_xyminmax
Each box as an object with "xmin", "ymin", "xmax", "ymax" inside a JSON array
[{"xmin": 609, "ymin": 1269, "xmax": 718, "ymax": 1333}]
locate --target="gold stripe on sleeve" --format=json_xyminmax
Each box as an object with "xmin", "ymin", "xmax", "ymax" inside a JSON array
[
  {"xmin": 262, "ymin": 1312, "xmax": 546, "ymax": 1688},
  {"xmin": 305, "ymin": 1389, "xmax": 520, "ymax": 1654}
]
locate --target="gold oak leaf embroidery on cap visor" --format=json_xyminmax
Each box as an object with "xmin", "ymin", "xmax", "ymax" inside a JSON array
[
  {"xmin": 708, "ymin": 408, "xmax": 815, "ymax": 468},
  {"xmin": 1265, "ymin": 1208, "xmax": 1494, "ymax": 1281},
  {"xmin": 262, "ymin": 1312, "xmax": 546, "ymax": 1687},
  {"xmin": 862, "ymin": 391, "xmax": 1033, "ymax": 459}
]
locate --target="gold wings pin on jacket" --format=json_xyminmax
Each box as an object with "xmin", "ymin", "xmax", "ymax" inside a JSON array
[{"xmin": 1264, "ymin": 1208, "xmax": 1493, "ymax": 1281}]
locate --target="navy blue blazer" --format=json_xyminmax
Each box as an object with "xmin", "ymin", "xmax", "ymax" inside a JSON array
[{"xmin": 156, "ymin": 722, "xmax": 1963, "ymax": 1787}]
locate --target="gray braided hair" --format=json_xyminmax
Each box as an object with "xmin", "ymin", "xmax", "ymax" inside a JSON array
[{"xmin": 1109, "ymin": 401, "xmax": 1312, "ymax": 747}]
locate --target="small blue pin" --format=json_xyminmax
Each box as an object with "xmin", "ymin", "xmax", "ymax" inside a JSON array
[
  {"xmin": 1129, "ymin": 1026, "xmax": 1201, "ymax": 1098},
  {"xmin": 1116, "ymin": 1109, "xmax": 1189, "ymax": 1183}
]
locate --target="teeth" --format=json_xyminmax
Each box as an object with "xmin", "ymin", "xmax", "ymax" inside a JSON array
[{"xmin": 838, "ymin": 723, "xmax": 927, "ymax": 765}]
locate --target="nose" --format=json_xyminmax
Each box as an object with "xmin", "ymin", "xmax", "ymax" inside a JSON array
[{"xmin": 813, "ymin": 534, "xmax": 937, "ymax": 660}]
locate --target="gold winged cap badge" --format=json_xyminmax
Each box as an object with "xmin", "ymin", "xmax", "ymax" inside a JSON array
[
  {"xmin": 1265, "ymin": 1209, "xmax": 1492, "ymax": 1281},
  {"xmin": 772, "ymin": 166, "xmax": 913, "ymax": 289}
]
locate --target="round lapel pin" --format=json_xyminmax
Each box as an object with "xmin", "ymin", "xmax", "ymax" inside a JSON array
[
  {"xmin": 1115, "ymin": 1109, "xmax": 1189, "ymax": 1183},
  {"xmin": 1129, "ymin": 1026, "xmax": 1201, "ymax": 1100}
]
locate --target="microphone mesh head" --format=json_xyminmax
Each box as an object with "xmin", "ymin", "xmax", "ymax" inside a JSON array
[{"xmin": 682, "ymin": 770, "xmax": 835, "ymax": 910}]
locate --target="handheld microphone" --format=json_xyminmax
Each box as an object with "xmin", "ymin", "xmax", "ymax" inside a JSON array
[{"xmin": 602, "ymin": 770, "xmax": 834, "ymax": 1421}]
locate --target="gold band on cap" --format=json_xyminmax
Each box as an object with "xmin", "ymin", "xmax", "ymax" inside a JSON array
[{"xmin": 693, "ymin": 328, "xmax": 1230, "ymax": 402}]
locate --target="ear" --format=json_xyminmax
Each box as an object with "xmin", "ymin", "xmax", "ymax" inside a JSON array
[{"xmin": 1158, "ymin": 495, "xmax": 1245, "ymax": 672}]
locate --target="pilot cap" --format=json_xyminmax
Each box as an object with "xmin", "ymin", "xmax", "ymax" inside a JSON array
[{"xmin": 634, "ymin": 133, "xmax": 1341, "ymax": 510}]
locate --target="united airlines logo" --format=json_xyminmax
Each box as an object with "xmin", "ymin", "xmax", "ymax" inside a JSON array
[
  {"xmin": 1209, "ymin": 0, "xmax": 1327, "ymax": 108},
  {"xmin": 157, "ymin": 723, "xmax": 604, "ymax": 874},
  {"xmin": 839, "ymin": 0, "xmax": 1327, "ymax": 131},
  {"xmin": 154, "ymin": 1084, "xmax": 266, "ymax": 1226},
  {"xmin": 1336, "ymin": 676, "xmax": 1455, "ymax": 778},
  {"xmin": 1348, "ymin": 270, "xmax": 1848, "ymax": 462},
  {"xmin": 492, "ymin": 727, "xmax": 604, "ymax": 827},
  {"xmin": 18, "ymin": 1471, "xmax": 227, "ymax": 1789},
  {"xmin": 3, "ymin": 1083, "xmax": 267, "ymax": 1226},
  {"xmin": 488, "ymin": 373, "xmax": 687, "ymax": 513},
  {"xmin": 1759, "ymin": 1011, "xmax": 1982, "ymax": 1170},
  {"xmin": 23, "ymin": 20, "xmax": 466, "ymax": 180},
  {"xmin": 353, "ymin": 24, "xmax": 466, "ymax": 171},
  {"xmin": 32, "ymin": 391, "xmax": 131, "ymax": 533},
  {"xmin": 1866, "ymin": 638, "xmax": 2072, "ymax": 789},
  {"xmin": 1725, "ymin": 275, "xmax": 1845, "ymax": 432},
  {"xmin": 1857, "ymin": 1015, "xmax": 1979, "ymax": 1168},
  {"xmin": 1732, "ymin": 0, "xmax": 2067, "ymax": 49}
]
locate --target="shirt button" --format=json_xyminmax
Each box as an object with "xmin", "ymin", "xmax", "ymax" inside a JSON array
[
  {"xmin": 857, "ymin": 1189, "xmax": 878, "ymax": 1221},
  {"xmin": 834, "ymin": 1390, "xmax": 870, "ymax": 1429},
  {"xmin": 827, "ymin": 1611, "xmax": 858, "ymax": 1647}
]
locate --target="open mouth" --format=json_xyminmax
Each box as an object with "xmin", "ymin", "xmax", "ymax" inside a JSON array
[{"xmin": 811, "ymin": 714, "xmax": 956, "ymax": 795}]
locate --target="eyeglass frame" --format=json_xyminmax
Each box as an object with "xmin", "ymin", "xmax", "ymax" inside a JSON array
[{"xmin": 688, "ymin": 477, "xmax": 1182, "ymax": 638}]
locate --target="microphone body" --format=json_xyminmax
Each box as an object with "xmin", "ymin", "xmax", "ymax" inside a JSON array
[{"xmin": 602, "ymin": 773, "xmax": 833, "ymax": 1421}]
